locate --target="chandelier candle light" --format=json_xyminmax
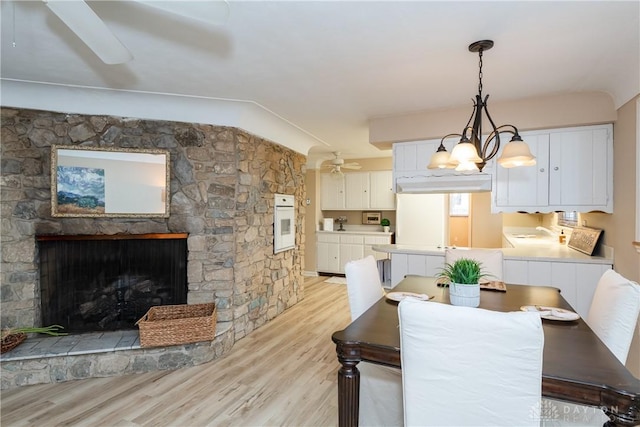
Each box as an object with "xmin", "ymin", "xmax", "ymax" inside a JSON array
[{"xmin": 427, "ymin": 40, "xmax": 536, "ymax": 172}]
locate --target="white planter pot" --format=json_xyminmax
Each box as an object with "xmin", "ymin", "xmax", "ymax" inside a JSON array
[
  {"xmin": 383, "ymin": 226, "xmax": 390, "ymax": 233},
  {"xmin": 449, "ymin": 282, "xmax": 480, "ymax": 307}
]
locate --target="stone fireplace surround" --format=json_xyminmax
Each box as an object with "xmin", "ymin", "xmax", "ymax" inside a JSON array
[{"xmin": 0, "ymin": 108, "xmax": 306, "ymax": 389}]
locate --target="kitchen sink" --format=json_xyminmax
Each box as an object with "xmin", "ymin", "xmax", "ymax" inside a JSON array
[{"xmin": 508, "ymin": 234, "xmax": 558, "ymax": 246}]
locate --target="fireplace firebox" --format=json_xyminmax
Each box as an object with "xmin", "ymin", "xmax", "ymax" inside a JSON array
[{"xmin": 37, "ymin": 233, "xmax": 188, "ymax": 333}]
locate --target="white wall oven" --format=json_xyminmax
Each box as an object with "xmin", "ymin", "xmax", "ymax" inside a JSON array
[{"xmin": 274, "ymin": 194, "xmax": 295, "ymax": 253}]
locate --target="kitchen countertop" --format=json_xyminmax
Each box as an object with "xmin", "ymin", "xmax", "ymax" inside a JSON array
[
  {"xmin": 372, "ymin": 232, "xmax": 613, "ymax": 265},
  {"xmin": 317, "ymin": 230, "xmax": 394, "ymax": 236}
]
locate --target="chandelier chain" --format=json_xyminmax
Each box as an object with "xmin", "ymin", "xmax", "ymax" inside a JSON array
[{"xmin": 478, "ymin": 48, "xmax": 484, "ymax": 96}]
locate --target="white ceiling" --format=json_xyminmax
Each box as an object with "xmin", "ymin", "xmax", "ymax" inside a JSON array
[{"xmin": 1, "ymin": 1, "xmax": 639, "ymax": 165}]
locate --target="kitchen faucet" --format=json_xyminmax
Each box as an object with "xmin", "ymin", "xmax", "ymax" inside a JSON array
[{"xmin": 536, "ymin": 226, "xmax": 556, "ymax": 237}]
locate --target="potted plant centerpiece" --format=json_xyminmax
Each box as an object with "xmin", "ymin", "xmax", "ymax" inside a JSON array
[
  {"xmin": 437, "ymin": 258, "xmax": 486, "ymax": 307},
  {"xmin": 381, "ymin": 218, "xmax": 391, "ymax": 233}
]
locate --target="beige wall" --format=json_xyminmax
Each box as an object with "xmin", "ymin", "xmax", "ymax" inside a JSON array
[
  {"xmin": 304, "ymin": 169, "xmax": 320, "ymax": 274},
  {"xmin": 369, "ymin": 92, "xmax": 617, "ymax": 148},
  {"xmin": 502, "ymin": 213, "xmax": 544, "ymax": 228},
  {"xmin": 449, "ymin": 216, "xmax": 469, "ymax": 247},
  {"xmin": 580, "ymin": 96, "xmax": 638, "ymax": 281},
  {"xmin": 580, "ymin": 96, "xmax": 639, "ymax": 377},
  {"xmin": 470, "ymin": 192, "xmax": 502, "ymax": 248}
]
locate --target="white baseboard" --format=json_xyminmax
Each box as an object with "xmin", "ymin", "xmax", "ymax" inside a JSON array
[{"xmin": 303, "ymin": 271, "xmax": 319, "ymax": 277}]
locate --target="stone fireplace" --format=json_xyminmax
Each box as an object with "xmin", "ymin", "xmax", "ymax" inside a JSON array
[
  {"xmin": 0, "ymin": 107, "xmax": 306, "ymax": 389},
  {"xmin": 38, "ymin": 233, "xmax": 188, "ymax": 333}
]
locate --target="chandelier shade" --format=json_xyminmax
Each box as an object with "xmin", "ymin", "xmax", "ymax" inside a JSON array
[
  {"xmin": 427, "ymin": 141, "xmax": 451, "ymax": 169},
  {"xmin": 427, "ymin": 40, "xmax": 535, "ymax": 172},
  {"xmin": 498, "ymin": 138, "xmax": 537, "ymax": 168},
  {"xmin": 449, "ymin": 140, "xmax": 483, "ymax": 165}
]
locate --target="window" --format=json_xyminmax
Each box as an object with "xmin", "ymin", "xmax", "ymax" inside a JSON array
[
  {"xmin": 558, "ymin": 211, "xmax": 578, "ymax": 227},
  {"xmin": 449, "ymin": 193, "xmax": 470, "ymax": 217}
]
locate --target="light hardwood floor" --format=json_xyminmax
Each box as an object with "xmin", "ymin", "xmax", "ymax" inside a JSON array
[{"xmin": 1, "ymin": 276, "xmax": 351, "ymax": 427}]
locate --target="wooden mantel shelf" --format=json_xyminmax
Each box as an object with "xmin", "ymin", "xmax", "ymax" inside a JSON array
[{"xmin": 36, "ymin": 233, "xmax": 188, "ymax": 241}]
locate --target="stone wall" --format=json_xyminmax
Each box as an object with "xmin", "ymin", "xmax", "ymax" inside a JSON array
[{"xmin": 0, "ymin": 107, "xmax": 306, "ymax": 382}]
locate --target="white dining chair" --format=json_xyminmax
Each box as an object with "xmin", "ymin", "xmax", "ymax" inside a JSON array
[
  {"xmin": 586, "ymin": 269, "xmax": 640, "ymax": 364},
  {"xmin": 444, "ymin": 248, "xmax": 504, "ymax": 281},
  {"xmin": 344, "ymin": 255, "xmax": 385, "ymax": 320},
  {"xmin": 542, "ymin": 269, "xmax": 640, "ymax": 426},
  {"xmin": 344, "ymin": 255, "xmax": 403, "ymax": 427},
  {"xmin": 398, "ymin": 298, "xmax": 544, "ymax": 426}
]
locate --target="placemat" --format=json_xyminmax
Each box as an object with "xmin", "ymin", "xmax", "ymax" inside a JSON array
[{"xmin": 436, "ymin": 278, "xmax": 507, "ymax": 292}]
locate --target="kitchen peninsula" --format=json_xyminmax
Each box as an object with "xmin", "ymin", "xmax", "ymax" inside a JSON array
[{"xmin": 373, "ymin": 228, "xmax": 613, "ymax": 319}]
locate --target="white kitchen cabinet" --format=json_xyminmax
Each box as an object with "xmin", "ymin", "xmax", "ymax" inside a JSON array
[
  {"xmin": 369, "ymin": 171, "xmax": 395, "ymax": 210},
  {"xmin": 339, "ymin": 234, "xmax": 365, "ymax": 271},
  {"xmin": 503, "ymin": 259, "xmax": 612, "ymax": 318},
  {"xmin": 392, "ymin": 139, "xmax": 458, "ymax": 191},
  {"xmin": 549, "ymin": 126, "xmax": 611, "ymax": 209},
  {"xmin": 503, "ymin": 259, "xmax": 529, "ymax": 285},
  {"xmin": 321, "ymin": 171, "xmax": 394, "ymax": 211},
  {"xmin": 390, "ymin": 253, "xmax": 445, "ymax": 288},
  {"xmin": 316, "ymin": 234, "xmax": 341, "ymax": 273},
  {"xmin": 345, "ymin": 173, "xmax": 370, "ymax": 210},
  {"xmin": 364, "ymin": 235, "xmax": 392, "ymax": 260},
  {"xmin": 317, "ymin": 232, "xmax": 392, "ymax": 274},
  {"xmin": 493, "ymin": 124, "xmax": 613, "ymax": 213},
  {"xmin": 393, "ymin": 140, "xmax": 435, "ymax": 178},
  {"xmin": 493, "ymin": 133, "xmax": 550, "ymax": 209},
  {"xmin": 320, "ymin": 173, "xmax": 346, "ymax": 210}
]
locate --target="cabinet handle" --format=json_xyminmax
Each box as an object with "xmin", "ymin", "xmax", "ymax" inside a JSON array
[
  {"xmin": 540, "ymin": 168, "xmax": 545, "ymax": 172},
  {"xmin": 554, "ymin": 167, "xmax": 559, "ymax": 171}
]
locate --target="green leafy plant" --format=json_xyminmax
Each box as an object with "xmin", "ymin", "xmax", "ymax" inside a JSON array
[
  {"xmin": 437, "ymin": 258, "xmax": 486, "ymax": 285},
  {"xmin": 1, "ymin": 325, "xmax": 67, "ymax": 340},
  {"xmin": 380, "ymin": 218, "xmax": 390, "ymax": 227}
]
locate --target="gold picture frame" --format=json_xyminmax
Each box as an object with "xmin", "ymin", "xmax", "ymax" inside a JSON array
[{"xmin": 51, "ymin": 145, "xmax": 170, "ymax": 218}]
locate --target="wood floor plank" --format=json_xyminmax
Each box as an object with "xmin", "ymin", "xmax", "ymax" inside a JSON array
[{"xmin": 1, "ymin": 277, "xmax": 350, "ymax": 427}]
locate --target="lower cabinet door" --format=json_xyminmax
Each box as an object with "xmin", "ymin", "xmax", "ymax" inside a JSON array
[
  {"xmin": 339, "ymin": 244, "xmax": 365, "ymax": 273},
  {"xmin": 317, "ymin": 242, "xmax": 340, "ymax": 273}
]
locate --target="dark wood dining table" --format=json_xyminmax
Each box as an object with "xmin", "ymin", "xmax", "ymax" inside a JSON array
[{"xmin": 331, "ymin": 276, "xmax": 640, "ymax": 427}]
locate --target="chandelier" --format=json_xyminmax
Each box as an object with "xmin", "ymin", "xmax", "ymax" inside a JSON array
[{"xmin": 428, "ymin": 40, "xmax": 536, "ymax": 172}]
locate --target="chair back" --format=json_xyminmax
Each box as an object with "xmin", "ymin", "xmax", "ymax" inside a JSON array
[
  {"xmin": 587, "ymin": 269, "xmax": 640, "ymax": 364},
  {"xmin": 344, "ymin": 255, "xmax": 384, "ymax": 320},
  {"xmin": 398, "ymin": 299, "xmax": 544, "ymax": 426},
  {"xmin": 445, "ymin": 248, "xmax": 504, "ymax": 280}
]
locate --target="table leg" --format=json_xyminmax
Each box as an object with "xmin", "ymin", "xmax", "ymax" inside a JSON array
[{"xmin": 337, "ymin": 358, "xmax": 360, "ymax": 427}]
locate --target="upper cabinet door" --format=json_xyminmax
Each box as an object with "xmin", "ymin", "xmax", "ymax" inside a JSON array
[
  {"xmin": 345, "ymin": 172, "xmax": 370, "ymax": 209},
  {"xmin": 492, "ymin": 124, "xmax": 612, "ymax": 213},
  {"xmin": 321, "ymin": 173, "xmax": 346, "ymax": 210},
  {"xmin": 493, "ymin": 132, "xmax": 550, "ymax": 210},
  {"xmin": 369, "ymin": 171, "xmax": 395, "ymax": 210},
  {"xmin": 549, "ymin": 126, "xmax": 612, "ymax": 210}
]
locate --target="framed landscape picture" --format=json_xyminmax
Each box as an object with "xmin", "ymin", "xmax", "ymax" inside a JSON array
[{"xmin": 55, "ymin": 166, "xmax": 106, "ymax": 215}]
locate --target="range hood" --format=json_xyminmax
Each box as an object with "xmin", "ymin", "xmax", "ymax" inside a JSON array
[{"xmin": 395, "ymin": 173, "xmax": 492, "ymax": 194}]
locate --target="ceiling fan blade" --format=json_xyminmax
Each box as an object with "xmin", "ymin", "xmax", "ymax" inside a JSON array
[
  {"xmin": 136, "ymin": 1, "xmax": 230, "ymax": 25},
  {"xmin": 44, "ymin": 0, "xmax": 133, "ymax": 64},
  {"xmin": 342, "ymin": 163, "xmax": 362, "ymax": 169}
]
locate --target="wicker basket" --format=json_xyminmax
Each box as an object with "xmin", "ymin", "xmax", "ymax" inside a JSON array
[
  {"xmin": 1, "ymin": 332, "xmax": 27, "ymax": 354},
  {"xmin": 135, "ymin": 303, "xmax": 217, "ymax": 348}
]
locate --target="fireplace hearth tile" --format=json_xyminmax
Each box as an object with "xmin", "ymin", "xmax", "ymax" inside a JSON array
[{"xmin": 1, "ymin": 330, "xmax": 142, "ymax": 362}]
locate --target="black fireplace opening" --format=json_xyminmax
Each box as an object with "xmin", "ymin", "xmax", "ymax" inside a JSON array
[{"xmin": 38, "ymin": 234, "xmax": 188, "ymax": 333}]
